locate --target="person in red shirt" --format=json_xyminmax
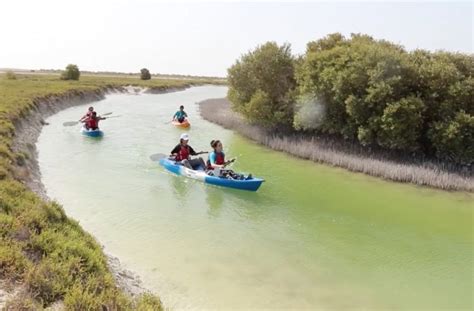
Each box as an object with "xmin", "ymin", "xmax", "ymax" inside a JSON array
[
  {"xmin": 170, "ymin": 133, "xmax": 206, "ymax": 170},
  {"xmin": 79, "ymin": 106, "xmax": 94, "ymax": 122},
  {"xmin": 84, "ymin": 111, "xmax": 106, "ymax": 130}
]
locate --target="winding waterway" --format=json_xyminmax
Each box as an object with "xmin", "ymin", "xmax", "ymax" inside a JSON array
[{"xmin": 37, "ymin": 86, "xmax": 473, "ymax": 310}]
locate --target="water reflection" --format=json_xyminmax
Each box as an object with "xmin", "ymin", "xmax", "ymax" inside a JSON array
[
  {"xmin": 205, "ymin": 187, "xmax": 224, "ymax": 217},
  {"xmin": 170, "ymin": 174, "xmax": 192, "ymax": 201}
]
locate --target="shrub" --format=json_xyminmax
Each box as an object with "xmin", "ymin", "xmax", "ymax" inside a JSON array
[
  {"xmin": 60, "ymin": 64, "xmax": 80, "ymax": 80},
  {"xmin": 5, "ymin": 70, "xmax": 17, "ymax": 80},
  {"xmin": 291, "ymin": 33, "xmax": 474, "ymax": 163},
  {"xmin": 378, "ymin": 97, "xmax": 425, "ymax": 150},
  {"xmin": 140, "ymin": 68, "xmax": 151, "ymax": 80},
  {"xmin": 228, "ymin": 42, "xmax": 296, "ymax": 129},
  {"xmin": 135, "ymin": 292, "xmax": 163, "ymax": 311},
  {"xmin": 429, "ymin": 111, "xmax": 474, "ymax": 164}
]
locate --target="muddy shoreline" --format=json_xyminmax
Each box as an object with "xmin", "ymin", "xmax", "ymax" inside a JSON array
[
  {"xmin": 198, "ymin": 98, "xmax": 473, "ymax": 192},
  {"xmin": 10, "ymin": 85, "xmax": 190, "ymax": 304}
]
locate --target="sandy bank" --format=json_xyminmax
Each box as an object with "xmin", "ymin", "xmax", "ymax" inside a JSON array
[{"xmin": 198, "ymin": 98, "xmax": 473, "ymax": 192}]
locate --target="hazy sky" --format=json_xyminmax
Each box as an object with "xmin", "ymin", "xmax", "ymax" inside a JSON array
[{"xmin": 0, "ymin": 0, "xmax": 472, "ymax": 76}]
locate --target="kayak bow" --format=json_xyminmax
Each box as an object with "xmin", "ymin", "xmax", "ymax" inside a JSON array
[
  {"xmin": 172, "ymin": 119, "xmax": 191, "ymax": 128},
  {"xmin": 81, "ymin": 126, "xmax": 104, "ymax": 137}
]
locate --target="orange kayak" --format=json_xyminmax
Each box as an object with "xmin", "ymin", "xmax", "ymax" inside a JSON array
[{"xmin": 172, "ymin": 119, "xmax": 190, "ymax": 128}]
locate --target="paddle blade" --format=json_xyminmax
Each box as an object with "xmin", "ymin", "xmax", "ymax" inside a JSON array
[
  {"xmin": 149, "ymin": 153, "xmax": 168, "ymax": 161},
  {"xmin": 63, "ymin": 121, "xmax": 79, "ymax": 126},
  {"xmin": 102, "ymin": 112, "xmax": 113, "ymax": 116}
]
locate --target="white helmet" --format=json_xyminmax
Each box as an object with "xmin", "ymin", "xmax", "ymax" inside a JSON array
[{"xmin": 180, "ymin": 133, "xmax": 189, "ymax": 141}]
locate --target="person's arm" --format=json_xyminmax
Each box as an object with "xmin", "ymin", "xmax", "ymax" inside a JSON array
[
  {"xmin": 172, "ymin": 112, "xmax": 178, "ymax": 120},
  {"xmin": 170, "ymin": 145, "xmax": 180, "ymax": 156},
  {"xmin": 189, "ymin": 146, "xmax": 198, "ymax": 156},
  {"xmin": 183, "ymin": 111, "xmax": 188, "ymax": 118}
]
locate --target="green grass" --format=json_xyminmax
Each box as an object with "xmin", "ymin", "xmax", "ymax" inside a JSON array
[{"xmin": 0, "ymin": 73, "xmax": 219, "ymax": 309}]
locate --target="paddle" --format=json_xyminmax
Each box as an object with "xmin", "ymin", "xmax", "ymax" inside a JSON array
[
  {"xmin": 62, "ymin": 112, "xmax": 114, "ymax": 126},
  {"xmin": 149, "ymin": 153, "xmax": 169, "ymax": 161},
  {"xmin": 63, "ymin": 121, "xmax": 80, "ymax": 126},
  {"xmin": 223, "ymin": 158, "xmax": 236, "ymax": 167},
  {"xmin": 104, "ymin": 115, "xmax": 121, "ymax": 119},
  {"xmin": 149, "ymin": 151, "xmax": 207, "ymax": 162}
]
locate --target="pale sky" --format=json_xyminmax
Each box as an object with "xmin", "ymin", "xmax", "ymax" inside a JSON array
[{"xmin": 0, "ymin": 0, "xmax": 472, "ymax": 77}]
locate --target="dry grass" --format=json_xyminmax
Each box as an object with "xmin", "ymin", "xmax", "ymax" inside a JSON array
[{"xmin": 199, "ymin": 98, "xmax": 473, "ymax": 192}]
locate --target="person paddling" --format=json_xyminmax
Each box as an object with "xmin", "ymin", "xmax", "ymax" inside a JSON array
[
  {"xmin": 79, "ymin": 106, "xmax": 94, "ymax": 122},
  {"xmin": 207, "ymin": 140, "xmax": 235, "ymax": 170},
  {"xmin": 207, "ymin": 140, "xmax": 251, "ymax": 180},
  {"xmin": 171, "ymin": 133, "xmax": 206, "ymax": 170},
  {"xmin": 84, "ymin": 111, "xmax": 106, "ymax": 130},
  {"xmin": 172, "ymin": 105, "xmax": 188, "ymax": 123}
]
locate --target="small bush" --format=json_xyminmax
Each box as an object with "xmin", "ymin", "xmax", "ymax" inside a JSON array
[
  {"xmin": 140, "ymin": 68, "xmax": 151, "ymax": 80},
  {"xmin": 60, "ymin": 64, "xmax": 80, "ymax": 80},
  {"xmin": 64, "ymin": 276, "xmax": 130, "ymax": 310},
  {"xmin": 135, "ymin": 292, "xmax": 163, "ymax": 311},
  {"xmin": 5, "ymin": 70, "xmax": 17, "ymax": 80},
  {"xmin": 25, "ymin": 258, "xmax": 72, "ymax": 305},
  {"xmin": 0, "ymin": 241, "xmax": 30, "ymax": 279},
  {"xmin": 5, "ymin": 291, "xmax": 42, "ymax": 311}
]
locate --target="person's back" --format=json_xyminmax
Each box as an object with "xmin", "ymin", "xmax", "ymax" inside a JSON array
[
  {"xmin": 86, "ymin": 116, "xmax": 97, "ymax": 130},
  {"xmin": 86, "ymin": 112, "xmax": 104, "ymax": 130}
]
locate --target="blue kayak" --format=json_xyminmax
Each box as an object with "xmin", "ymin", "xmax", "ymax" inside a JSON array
[
  {"xmin": 158, "ymin": 158, "xmax": 264, "ymax": 191},
  {"xmin": 81, "ymin": 126, "xmax": 104, "ymax": 138}
]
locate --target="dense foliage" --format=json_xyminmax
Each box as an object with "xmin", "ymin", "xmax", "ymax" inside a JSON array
[
  {"xmin": 140, "ymin": 68, "xmax": 151, "ymax": 80},
  {"xmin": 228, "ymin": 42, "xmax": 296, "ymax": 128},
  {"xmin": 60, "ymin": 64, "xmax": 81, "ymax": 81},
  {"xmin": 227, "ymin": 33, "xmax": 473, "ymax": 164}
]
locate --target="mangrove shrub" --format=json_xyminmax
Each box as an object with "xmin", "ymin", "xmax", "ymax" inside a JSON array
[
  {"xmin": 227, "ymin": 42, "xmax": 296, "ymax": 129},
  {"xmin": 60, "ymin": 64, "xmax": 80, "ymax": 80},
  {"xmin": 140, "ymin": 68, "xmax": 151, "ymax": 80},
  {"xmin": 228, "ymin": 33, "xmax": 473, "ymax": 164}
]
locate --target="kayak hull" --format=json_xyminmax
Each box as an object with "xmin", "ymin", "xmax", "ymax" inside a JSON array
[
  {"xmin": 81, "ymin": 127, "xmax": 104, "ymax": 137},
  {"xmin": 158, "ymin": 158, "xmax": 263, "ymax": 191},
  {"xmin": 172, "ymin": 119, "xmax": 190, "ymax": 128}
]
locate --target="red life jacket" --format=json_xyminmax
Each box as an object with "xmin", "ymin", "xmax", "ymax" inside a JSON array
[
  {"xmin": 207, "ymin": 151, "xmax": 225, "ymax": 169},
  {"xmin": 215, "ymin": 152, "xmax": 225, "ymax": 165},
  {"xmin": 87, "ymin": 117, "xmax": 98, "ymax": 129},
  {"xmin": 175, "ymin": 145, "xmax": 190, "ymax": 161}
]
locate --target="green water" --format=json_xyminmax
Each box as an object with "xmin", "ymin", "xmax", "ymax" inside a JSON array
[{"xmin": 37, "ymin": 86, "xmax": 473, "ymax": 310}]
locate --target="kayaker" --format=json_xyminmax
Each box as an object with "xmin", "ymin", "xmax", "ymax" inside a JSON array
[
  {"xmin": 171, "ymin": 133, "xmax": 206, "ymax": 170},
  {"xmin": 207, "ymin": 140, "xmax": 235, "ymax": 169},
  {"xmin": 172, "ymin": 105, "xmax": 188, "ymax": 123},
  {"xmin": 79, "ymin": 106, "xmax": 94, "ymax": 122},
  {"xmin": 84, "ymin": 112, "xmax": 106, "ymax": 130},
  {"xmin": 207, "ymin": 140, "xmax": 251, "ymax": 180}
]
